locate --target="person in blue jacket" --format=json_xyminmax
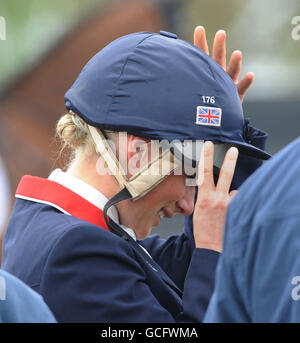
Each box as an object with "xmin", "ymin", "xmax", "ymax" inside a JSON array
[
  {"xmin": 2, "ymin": 27, "xmax": 270, "ymax": 323},
  {"xmin": 0, "ymin": 269, "xmax": 55, "ymax": 323},
  {"xmin": 204, "ymin": 136, "xmax": 300, "ymax": 322}
]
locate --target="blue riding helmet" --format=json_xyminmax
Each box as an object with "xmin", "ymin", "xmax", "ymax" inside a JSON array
[{"xmin": 64, "ymin": 30, "xmax": 270, "ymax": 163}]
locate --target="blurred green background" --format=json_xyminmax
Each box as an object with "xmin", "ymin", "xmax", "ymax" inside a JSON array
[{"xmin": 1, "ymin": 0, "xmax": 300, "ymax": 100}]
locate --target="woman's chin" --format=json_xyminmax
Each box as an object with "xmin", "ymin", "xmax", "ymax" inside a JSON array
[
  {"xmin": 153, "ymin": 213, "xmax": 161, "ymax": 227},
  {"xmin": 134, "ymin": 225, "xmax": 152, "ymax": 240}
]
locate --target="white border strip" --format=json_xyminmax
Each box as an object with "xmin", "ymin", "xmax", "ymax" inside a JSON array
[{"xmin": 15, "ymin": 194, "xmax": 71, "ymax": 216}]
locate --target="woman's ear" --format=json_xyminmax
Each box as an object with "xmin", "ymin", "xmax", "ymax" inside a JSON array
[{"xmin": 127, "ymin": 135, "xmax": 151, "ymax": 178}]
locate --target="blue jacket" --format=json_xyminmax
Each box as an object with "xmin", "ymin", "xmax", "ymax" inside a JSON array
[
  {"xmin": 0, "ymin": 269, "xmax": 55, "ymax": 323},
  {"xmin": 204, "ymin": 136, "xmax": 300, "ymax": 322},
  {"xmin": 2, "ymin": 175, "xmax": 219, "ymax": 323}
]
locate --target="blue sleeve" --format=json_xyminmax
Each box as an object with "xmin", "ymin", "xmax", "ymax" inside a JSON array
[
  {"xmin": 205, "ymin": 211, "xmax": 300, "ymax": 322},
  {"xmin": 203, "ymin": 249, "xmax": 250, "ymax": 322},
  {"xmin": 140, "ymin": 222, "xmax": 195, "ymax": 290},
  {"xmin": 203, "ymin": 208, "xmax": 251, "ymax": 323},
  {"xmin": 0, "ymin": 270, "xmax": 56, "ymax": 323},
  {"xmin": 182, "ymin": 248, "xmax": 220, "ymax": 322},
  {"xmin": 40, "ymin": 225, "xmax": 219, "ymax": 323},
  {"xmin": 244, "ymin": 214, "xmax": 300, "ymax": 322}
]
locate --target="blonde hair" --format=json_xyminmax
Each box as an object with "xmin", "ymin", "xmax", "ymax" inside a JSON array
[{"xmin": 56, "ymin": 112, "xmax": 118, "ymax": 164}]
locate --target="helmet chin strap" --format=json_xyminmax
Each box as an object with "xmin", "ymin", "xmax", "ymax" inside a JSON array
[
  {"xmin": 88, "ymin": 125, "xmax": 181, "ymax": 234},
  {"xmin": 103, "ymin": 187, "xmax": 132, "ymax": 237}
]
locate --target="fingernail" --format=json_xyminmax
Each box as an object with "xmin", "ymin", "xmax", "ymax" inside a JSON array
[
  {"xmin": 217, "ymin": 29, "xmax": 226, "ymax": 35},
  {"xmin": 196, "ymin": 25, "xmax": 204, "ymax": 31},
  {"xmin": 234, "ymin": 50, "xmax": 242, "ymax": 56},
  {"xmin": 204, "ymin": 141, "xmax": 213, "ymax": 148},
  {"xmin": 228, "ymin": 147, "xmax": 239, "ymax": 158}
]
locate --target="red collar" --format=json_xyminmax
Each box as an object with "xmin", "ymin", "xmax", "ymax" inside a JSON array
[{"xmin": 16, "ymin": 175, "xmax": 109, "ymax": 231}]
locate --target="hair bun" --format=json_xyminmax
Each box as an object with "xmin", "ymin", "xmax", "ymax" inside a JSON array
[{"xmin": 56, "ymin": 113, "xmax": 88, "ymax": 148}]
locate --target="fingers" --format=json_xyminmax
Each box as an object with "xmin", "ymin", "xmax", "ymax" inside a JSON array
[
  {"xmin": 227, "ymin": 51, "xmax": 255, "ymax": 103},
  {"xmin": 193, "ymin": 143, "xmax": 238, "ymax": 253},
  {"xmin": 197, "ymin": 141, "xmax": 214, "ymax": 189},
  {"xmin": 216, "ymin": 147, "xmax": 239, "ymax": 194},
  {"xmin": 212, "ymin": 30, "xmax": 226, "ymax": 70},
  {"xmin": 193, "ymin": 26, "xmax": 209, "ymax": 55},
  {"xmin": 227, "ymin": 50, "xmax": 242, "ymax": 83},
  {"xmin": 237, "ymin": 72, "xmax": 255, "ymax": 102}
]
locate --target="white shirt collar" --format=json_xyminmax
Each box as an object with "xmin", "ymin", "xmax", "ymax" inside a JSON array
[{"xmin": 48, "ymin": 169, "xmax": 137, "ymax": 241}]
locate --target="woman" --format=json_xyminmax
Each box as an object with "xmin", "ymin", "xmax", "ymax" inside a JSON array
[{"xmin": 2, "ymin": 27, "xmax": 270, "ymax": 322}]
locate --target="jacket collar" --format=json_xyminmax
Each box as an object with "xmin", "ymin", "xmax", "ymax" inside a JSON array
[
  {"xmin": 16, "ymin": 174, "xmax": 110, "ymax": 230},
  {"xmin": 16, "ymin": 170, "xmax": 137, "ymax": 241},
  {"xmin": 48, "ymin": 169, "xmax": 137, "ymax": 241},
  {"xmin": 48, "ymin": 169, "xmax": 120, "ymax": 221}
]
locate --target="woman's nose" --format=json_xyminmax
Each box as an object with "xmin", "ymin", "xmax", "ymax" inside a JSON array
[{"xmin": 176, "ymin": 186, "xmax": 195, "ymax": 216}]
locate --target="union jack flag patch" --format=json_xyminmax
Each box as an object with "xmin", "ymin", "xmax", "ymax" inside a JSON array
[{"xmin": 196, "ymin": 106, "xmax": 222, "ymax": 127}]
